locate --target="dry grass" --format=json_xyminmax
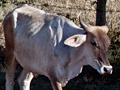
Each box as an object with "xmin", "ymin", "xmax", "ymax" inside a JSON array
[
  {"xmin": 0, "ymin": 0, "xmax": 120, "ymax": 90},
  {"xmin": 0, "ymin": 0, "xmax": 120, "ymax": 26}
]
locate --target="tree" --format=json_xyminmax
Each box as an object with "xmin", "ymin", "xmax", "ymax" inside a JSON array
[{"xmin": 96, "ymin": 0, "xmax": 107, "ymax": 26}]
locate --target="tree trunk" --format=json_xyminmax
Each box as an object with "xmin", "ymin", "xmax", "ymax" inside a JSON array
[{"xmin": 96, "ymin": 0, "xmax": 107, "ymax": 26}]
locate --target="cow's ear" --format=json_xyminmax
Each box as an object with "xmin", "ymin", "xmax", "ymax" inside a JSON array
[{"xmin": 64, "ymin": 34, "xmax": 86, "ymax": 47}]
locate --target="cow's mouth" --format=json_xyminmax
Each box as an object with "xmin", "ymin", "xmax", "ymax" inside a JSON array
[
  {"xmin": 95, "ymin": 58, "xmax": 113, "ymax": 74},
  {"xmin": 100, "ymin": 65, "xmax": 113, "ymax": 74}
]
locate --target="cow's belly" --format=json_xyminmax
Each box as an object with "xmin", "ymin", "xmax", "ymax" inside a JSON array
[
  {"xmin": 15, "ymin": 48, "xmax": 48, "ymax": 75},
  {"xmin": 14, "ymin": 37, "xmax": 54, "ymax": 76}
]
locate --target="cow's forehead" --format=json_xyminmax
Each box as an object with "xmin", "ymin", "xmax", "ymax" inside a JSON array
[
  {"xmin": 96, "ymin": 31, "xmax": 110, "ymax": 44},
  {"xmin": 88, "ymin": 26, "xmax": 110, "ymax": 45},
  {"xmin": 94, "ymin": 30, "xmax": 107, "ymax": 39},
  {"xmin": 89, "ymin": 26, "xmax": 107, "ymax": 37}
]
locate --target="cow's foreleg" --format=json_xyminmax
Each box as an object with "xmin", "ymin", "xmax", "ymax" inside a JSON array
[
  {"xmin": 51, "ymin": 79, "xmax": 62, "ymax": 90},
  {"xmin": 18, "ymin": 69, "xmax": 34, "ymax": 90},
  {"xmin": 6, "ymin": 56, "xmax": 17, "ymax": 90}
]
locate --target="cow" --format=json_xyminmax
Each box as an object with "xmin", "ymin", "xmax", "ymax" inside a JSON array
[{"xmin": 3, "ymin": 4, "xmax": 112, "ymax": 90}]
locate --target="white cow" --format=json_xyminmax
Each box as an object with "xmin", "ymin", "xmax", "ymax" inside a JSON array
[{"xmin": 3, "ymin": 4, "xmax": 112, "ymax": 90}]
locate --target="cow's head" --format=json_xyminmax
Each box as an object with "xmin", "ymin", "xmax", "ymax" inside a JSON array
[{"xmin": 64, "ymin": 16, "xmax": 112, "ymax": 75}]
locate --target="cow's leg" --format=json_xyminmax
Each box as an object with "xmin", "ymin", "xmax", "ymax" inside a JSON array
[
  {"xmin": 18, "ymin": 69, "xmax": 34, "ymax": 90},
  {"xmin": 4, "ymin": 14, "xmax": 17, "ymax": 90},
  {"xmin": 6, "ymin": 54, "xmax": 17, "ymax": 90},
  {"xmin": 51, "ymin": 79, "xmax": 62, "ymax": 90}
]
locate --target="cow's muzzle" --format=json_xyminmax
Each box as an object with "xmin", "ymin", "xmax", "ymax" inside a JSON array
[{"xmin": 100, "ymin": 65, "xmax": 113, "ymax": 74}]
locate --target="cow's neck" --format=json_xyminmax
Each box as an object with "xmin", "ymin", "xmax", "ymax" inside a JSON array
[{"xmin": 66, "ymin": 43, "xmax": 87, "ymax": 81}]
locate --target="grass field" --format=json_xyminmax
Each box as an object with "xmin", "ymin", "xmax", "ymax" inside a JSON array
[{"xmin": 0, "ymin": 0, "xmax": 120, "ymax": 90}]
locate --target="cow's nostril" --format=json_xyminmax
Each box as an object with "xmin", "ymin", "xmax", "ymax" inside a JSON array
[
  {"xmin": 100, "ymin": 66, "xmax": 113, "ymax": 74},
  {"xmin": 104, "ymin": 67, "xmax": 108, "ymax": 73}
]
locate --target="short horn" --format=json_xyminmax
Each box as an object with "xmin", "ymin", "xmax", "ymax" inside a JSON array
[
  {"xmin": 106, "ymin": 21, "xmax": 111, "ymax": 29},
  {"xmin": 79, "ymin": 16, "xmax": 88, "ymax": 30}
]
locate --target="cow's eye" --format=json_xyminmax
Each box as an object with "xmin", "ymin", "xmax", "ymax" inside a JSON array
[{"xmin": 91, "ymin": 41, "xmax": 97, "ymax": 47}]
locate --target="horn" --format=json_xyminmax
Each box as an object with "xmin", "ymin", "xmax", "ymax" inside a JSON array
[
  {"xmin": 79, "ymin": 16, "xmax": 88, "ymax": 30},
  {"xmin": 106, "ymin": 21, "xmax": 111, "ymax": 29}
]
